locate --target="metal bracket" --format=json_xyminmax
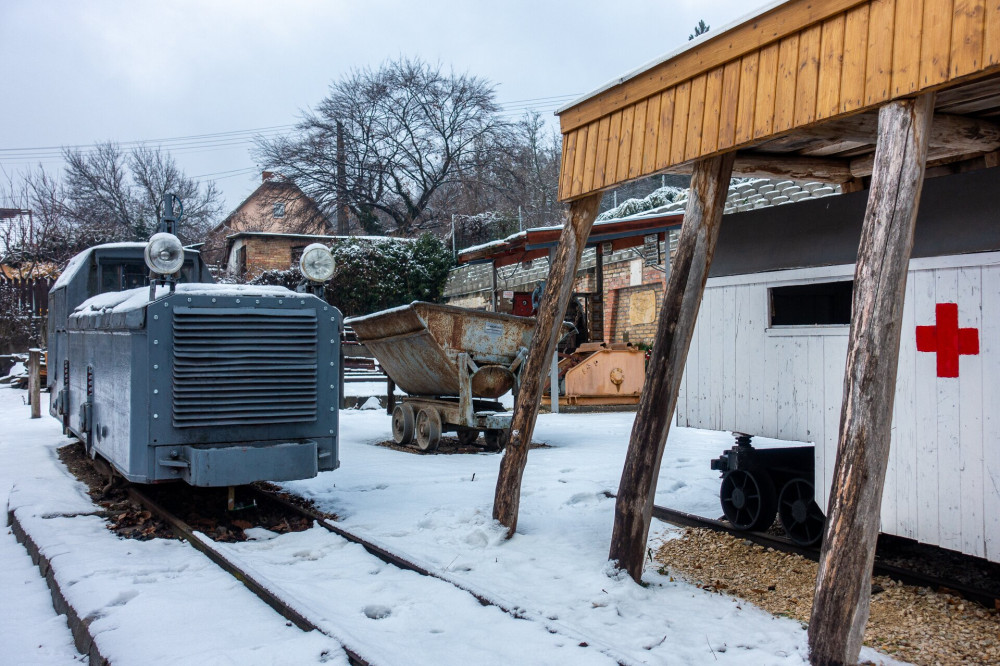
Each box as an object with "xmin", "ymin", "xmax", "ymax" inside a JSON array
[
  {"xmin": 457, "ymin": 353, "xmax": 476, "ymax": 427},
  {"xmin": 508, "ymin": 347, "xmax": 528, "ymax": 396}
]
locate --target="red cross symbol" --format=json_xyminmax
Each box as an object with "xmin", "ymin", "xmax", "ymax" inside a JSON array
[{"xmin": 915, "ymin": 303, "xmax": 980, "ymax": 378}]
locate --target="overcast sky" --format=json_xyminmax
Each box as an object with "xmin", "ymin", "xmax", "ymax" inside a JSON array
[{"xmin": 2, "ymin": 0, "xmax": 771, "ymax": 212}]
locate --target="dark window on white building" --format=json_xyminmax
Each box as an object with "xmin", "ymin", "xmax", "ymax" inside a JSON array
[{"xmin": 770, "ymin": 280, "xmax": 853, "ymax": 326}]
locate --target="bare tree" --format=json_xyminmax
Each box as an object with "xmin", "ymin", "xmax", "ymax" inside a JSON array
[
  {"xmin": 63, "ymin": 142, "xmax": 222, "ymax": 244},
  {"xmin": 256, "ymin": 57, "xmax": 505, "ymax": 235},
  {"xmin": 505, "ymin": 112, "xmax": 564, "ymax": 229},
  {"xmin": 442, "ymin": 112, "xmax": 563, "ymax": 245},
  {"xmin": 0, "ymin": 167, "xmax": 72, "ymax": 273}
]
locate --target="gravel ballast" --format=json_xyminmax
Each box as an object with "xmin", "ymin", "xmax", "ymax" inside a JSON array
[{"xmin": 654, "ymin": 528, "xmax": 1000, "ymax": 665}]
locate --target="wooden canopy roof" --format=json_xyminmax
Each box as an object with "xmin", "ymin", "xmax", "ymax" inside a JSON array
[{"xmin": 556, "ymin": 0, "xmax": 1000, "ymax": 202}]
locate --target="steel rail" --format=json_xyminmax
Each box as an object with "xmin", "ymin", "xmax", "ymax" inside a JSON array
[
  {"xmin": 250, "ymin": 486, "xmax": 640, "ymax": 666},
  {"xmin": 125, "ymin": 486, "xmax": 370, "ymax": 666},
  {"xmin": 122, "ymin": 478, "xmax": 637, "ymax": 666},
  {"xmin": 650, "ymin": 504, "xmax": 1000, "ymax": 608}
]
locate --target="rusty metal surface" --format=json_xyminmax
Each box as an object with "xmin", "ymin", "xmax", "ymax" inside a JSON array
[{"xmin": 347, "ymin": 302, "xmax": 537, "ymax": 398}]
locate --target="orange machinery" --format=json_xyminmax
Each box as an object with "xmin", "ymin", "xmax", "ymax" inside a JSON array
[{"xmin": 542, "ymin": 342, "xmax": 646, "ymax": 408}]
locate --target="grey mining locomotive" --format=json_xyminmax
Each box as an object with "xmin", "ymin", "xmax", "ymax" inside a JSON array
[{"xmin": 47, "ymin": 199, "xmax": 342, "ymax": 487}]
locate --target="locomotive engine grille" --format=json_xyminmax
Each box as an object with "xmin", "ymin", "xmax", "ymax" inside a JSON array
[{"xmin": 171, "ymin": 307, "xmax": 319, "ymax": 427}]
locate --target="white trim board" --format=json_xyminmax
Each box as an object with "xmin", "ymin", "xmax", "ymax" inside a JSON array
[{"xmin": 705, "ymin": 250, "xmax": 1000, "ymax": 289}]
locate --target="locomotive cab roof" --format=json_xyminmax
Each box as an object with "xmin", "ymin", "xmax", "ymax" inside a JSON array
[{"xmin": 51, "ymin": 242, "xmax": 215, "ymax": 319}]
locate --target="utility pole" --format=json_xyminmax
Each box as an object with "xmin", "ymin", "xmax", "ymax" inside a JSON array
[{"xmin": 336, "ymin": 121, "xmax": 349, "ymax": 236}]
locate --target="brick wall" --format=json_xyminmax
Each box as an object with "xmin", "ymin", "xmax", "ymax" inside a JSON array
[
  {"xmin": 244, "ymin": 237, "xmax": 304, "ymax": 278},
  {"xmin": 444, "ymin": 241, "xmax": 672, "ymax": 344},
  {"xmin": 599, "ymin": 257, "xmax": 666, "ymax": 344},
  {"xmin": 607, "ymin": 284, "xmax": 664, "ymax": 345}
]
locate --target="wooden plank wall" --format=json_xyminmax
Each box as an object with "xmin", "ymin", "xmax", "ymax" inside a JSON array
[
  {"xmin": 677, "ymin": 255, "xmax": 1000, "ymax": 562},
  {"xmin": 558, "ymin": 0, "xmax": 1000, "ymax": 201}
]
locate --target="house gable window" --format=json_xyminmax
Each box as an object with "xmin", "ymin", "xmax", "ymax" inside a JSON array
[
  {"xmin": 770, "ymin": 280, "xmax": 853, "ymax": 326},
  {"xmin": 273, "ymin": 202, "xmax": 286, "ymax": 218}
]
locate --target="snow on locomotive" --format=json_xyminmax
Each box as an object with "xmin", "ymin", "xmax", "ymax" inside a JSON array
[{"xmin": 47, "ymin": 199, "xmax": 342, "ymax": 487}]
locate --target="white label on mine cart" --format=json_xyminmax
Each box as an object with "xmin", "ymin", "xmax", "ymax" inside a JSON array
[{"xmin": 485, "ymin": 322, "xmax": 504, "ymax": 338}]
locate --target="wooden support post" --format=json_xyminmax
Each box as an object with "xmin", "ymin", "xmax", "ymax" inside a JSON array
[
  {"xmin": 609, "ymin": 153, "xmax": 734, "ymax": 581},
  {"xmin": 549, "ymin": 351, "xmax": 559, "ymax": 414},
  {"xmin": 808, "ymin": 93, "xmax": 934, "ymax": 666},
  {"xmin": 594, "ymin": 243, "xmax": 605, "ymax": 342},
  {"xmin": 493, "ymin": 192, "xmax": 602, "ymax": 535},
  {"xmin": 548, "ymin": 247, "xmax": 559, "ymax": 415},
  {"xmin": 491, "ymin": 260, "xmax": 498, "ymax": 312},
  {"xmin": 386, "ymin": 377, "xmax": 395, "ymax": 415},
  {"xmin": 28, "ymin": 348, "xmax": 41, "ymax": 419}
]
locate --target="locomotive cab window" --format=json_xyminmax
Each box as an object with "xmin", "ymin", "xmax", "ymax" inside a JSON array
[
  {"xmin": 97, "ymin": 258, "xmax": 198, "ymax": 295},
  {"xmin": 770, "ymin": 280, "xmax": 853, "ymax": 326},
  {"xmin": 99, "ymin": 260, "xmax": 148, "ymax": 293}
]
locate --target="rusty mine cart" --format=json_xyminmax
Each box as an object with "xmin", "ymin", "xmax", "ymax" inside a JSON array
[{"xmin": 347, "ymin": 302, "xmax": 546, "ymax": 452}]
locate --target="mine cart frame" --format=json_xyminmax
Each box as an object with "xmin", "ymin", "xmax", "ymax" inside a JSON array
[
  {"xmin": 710, "ymin": 435, "xmax": 823, "ymax": 546},
  {"xmin": 391, "ymin": 350, "xmax": 522, "ymax": 451}
]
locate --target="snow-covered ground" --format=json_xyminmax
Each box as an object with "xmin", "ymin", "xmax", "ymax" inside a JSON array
[{"xmin": 0, "ymin": 385, "xmax": 901, "ymax": 665}]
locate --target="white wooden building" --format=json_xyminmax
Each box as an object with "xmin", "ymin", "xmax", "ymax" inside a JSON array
[{"xmin": 679, "ymin": 167, "xmax": 1000, "ymax": 563}]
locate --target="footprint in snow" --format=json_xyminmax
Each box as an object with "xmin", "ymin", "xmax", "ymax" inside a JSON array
[
  {"xmin": 107, "ymin": 589, "xmax": 139, "ymax": 607},
  {"xmin": 464, "ymin": 529, "xmax": 489, "ymax": 548},
  {"xmin": 363, "ymin": 605, "xmax": 392, "ymax": 620},
  {"xmin": 565, "ymin": 492, "xmax": 603, "ymax": 506}
]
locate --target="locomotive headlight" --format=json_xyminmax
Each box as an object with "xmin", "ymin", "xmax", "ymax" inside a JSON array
[
  {"xmin": 299, "ymin": 243, "xmax": 335, "ymax": 283},
  {"xmin": 144, "ymin": 233, "xmax": 186, "ymax": 275}
]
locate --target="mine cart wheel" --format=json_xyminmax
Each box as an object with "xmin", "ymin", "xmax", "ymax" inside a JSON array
[
  {"xmin": 482, "ymin": 430, "xmax": 503, "ymax": 452},
  {"xmin": 720, "ymin": 469, "xmax": 777, "ymax": 531},
  {"xmin": 778, "ymin": 478, "xmax": 825, "ymax": 546},
  {"xmin": 457, "ymin": 430, "xmax": 480, "ymax": 446},
  {"xmin": 415, "ymin": 408, "xmax": 442, "ymax": 452},
  {"xmin": 392, "ymin": 404, "xmax": 415, "ymax": 445}
]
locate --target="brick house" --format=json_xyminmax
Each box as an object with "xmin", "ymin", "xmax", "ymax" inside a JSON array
[
  {"xmin": 224, "ymin": 231, "xmax": 347, "ymax": 280},
  {"xmin": 203, "ymin": 173, "xmax": 331, "ymax": 268}
]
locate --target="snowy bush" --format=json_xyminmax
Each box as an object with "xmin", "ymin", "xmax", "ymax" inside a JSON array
[{"xmin": 249, "ymin": 234, "xmax": 453, "ymax": 317}]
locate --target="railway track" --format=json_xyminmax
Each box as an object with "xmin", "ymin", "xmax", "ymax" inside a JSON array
[
  {"xmin": 121, "ymin": 479, "xmax": 640, "ymax": 666},
  {"xmin": 651, "ymin": 503, "xmax": 1000, "ymax": 608}
]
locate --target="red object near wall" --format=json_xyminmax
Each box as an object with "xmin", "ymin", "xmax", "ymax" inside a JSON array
[
  {"xmin": 512, "ymin": 292, "xmax": 533, "ymax": 317},
  {"xmin": 915, "ymin": 302, "xmax": 980, "ymax": 378}
]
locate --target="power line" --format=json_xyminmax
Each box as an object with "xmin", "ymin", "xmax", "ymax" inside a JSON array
[
  {"xmin": 0, "ymin": 124, "xmax": 296, "ymax": 154},
  {"xmin": 0, "ymin": 93, "xmax": 580, "ymax": 156},
  {"xmin": 0, "ymin": 92, "xmax": 582, "ymax": 172}
]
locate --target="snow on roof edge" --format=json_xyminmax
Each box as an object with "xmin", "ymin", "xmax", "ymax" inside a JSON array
[{"xmin": 555, "ymin": 0, "xmax": 787, "ymax": 116}]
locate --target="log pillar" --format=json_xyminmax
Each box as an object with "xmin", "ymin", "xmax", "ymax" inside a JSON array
[
  {"xmin": 493, "ymin": 192, "xmax": 602, "ymax": 535},
  {"xmin": 609, "ymin": 153, "xmax": 734, "ymax": 580},
  {"xmin": 808, "ymin": 93, "xmax": 934, "ymax": 665},
  {"xmin": 28, "ymin": 348, "xmax": 41, "ymax": 419}
]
